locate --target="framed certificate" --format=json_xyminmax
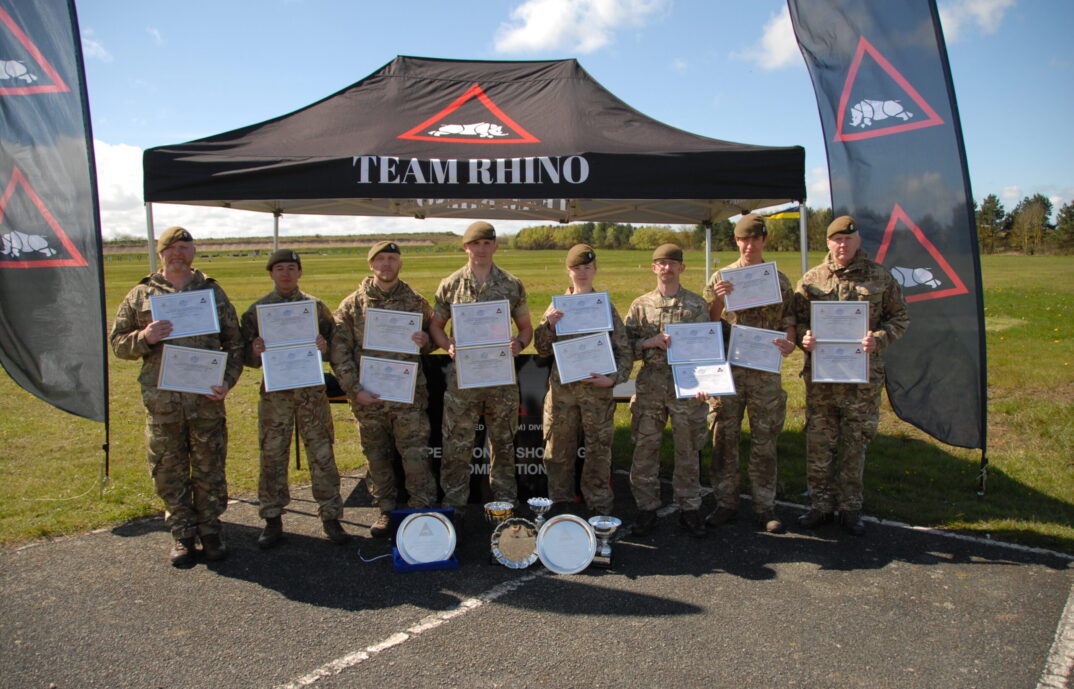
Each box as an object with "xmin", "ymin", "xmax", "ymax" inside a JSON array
[
  {"xmin": 256, "ymin": 299, "xmax": 318, "ymax": 347},
  {"xmin": 451, "ymin": 300, "xmax": 512, "ymax": 347},
  {"xmin": 728, "ymin": 325, "xmax": 785, "ymax": 374},
  {"xmin": 362, "ymin": 307, "xmax": 422, "ymax": 355},
  {"xmin": 720, "ymin": 261, "xmax": 783, "ymax": 312},
  {"xmin": 666, "ymin": 321, "xmax": 725, "ymax": 364},
  {"xmin": 672, "ymin": 362, "xmax": 736, "ymax": 398},
  {"xmin": 551, "ymin": 332, "xmax": 617, "ymax": 384},
  {"xmin": 261, "ymin": 343, "xmax": 325, "ymax": 392},
  {"xmin": 551, "ymin": 291, "xmax": 613, "ymax": 335},
  {"xmin": 150, "ymin": 289, "xmax": 219, "ymax": 339},
  {"xmin": 359, "ymin": 355, "xmax": 419, "ymax": 403},
  {"xmin": 812, "ymin": 342, "xmax": 869, "ymax": 384},
  {"xmin": 455, "ymin": 343, "xmax": 516, "ymax": 389},
  {"xmin": 157, "ymin": 344, "xmax": 226, "ymax": 394},
  {"xmin": 811, "ymin": 301, "xmax": 869, "ymax": 342}
]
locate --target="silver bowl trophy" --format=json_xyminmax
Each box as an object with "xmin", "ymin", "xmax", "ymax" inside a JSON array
[
  {"xmin": 485, "ymin": 501, "xmax": 539, "ymax": 569},
  {"xmin": 587, "ymin": 515, "xmax": 622, "ymax": 569},
  {"xmin": 526, "ymin": 496, "xmax": 553, "ymax": 527}
]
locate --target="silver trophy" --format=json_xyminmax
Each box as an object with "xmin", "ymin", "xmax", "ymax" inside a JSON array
[
  {"xmin": 483, "ymin": 501, "xmax": 514, "ymax": 525},
  {"xmin": 527, "ymin": 497, "xmax": 553, "ymax": 528},
  {"xmin": 587, "ymin": 515, "xmax": 622, "ymax": 569},
  {"xmin": 486, "ymin": 501, "xmax": 538, "ymax": 569}
]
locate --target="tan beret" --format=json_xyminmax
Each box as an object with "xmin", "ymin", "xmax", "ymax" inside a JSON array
[
  {"xmin": 156, "ymin": 226, "xmax": 193, "ymax": 254},
  {"xmin": 827, "ymin": 215, "xmax": 858, "ymax": 238},
  {"xmin": 367, "ymin": 240, "xmax": 400, "ymax": 262},
  {"xmin": 462, "ymin": 221, "xmax": 496, "ymax": 244},
  {"xmin": 734, "ymin": 213, "xmax": 767, "ymax": 238},
  {"xmin": 565, "ymin": 244, "xmax": 596, "ymax": 267},
  {"xmin": 266, "ymin": 249, "xmax": 301, "ymax": 270},
  {"xmin": 651, "ymin": 243, "xmax": 684, "ymax": 262}
]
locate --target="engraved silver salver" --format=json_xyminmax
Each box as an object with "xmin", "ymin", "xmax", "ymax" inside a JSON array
[
  {"xmin": 490, "ymin": 518, "xmax": 539, "ymax": 569},
  {"xmin": 536, "ymin": 514, "xmax": 597, "ymax": 575},
  {"xmin": 395, "ymin": 512, "xmax": 456, "ymax": 565}
]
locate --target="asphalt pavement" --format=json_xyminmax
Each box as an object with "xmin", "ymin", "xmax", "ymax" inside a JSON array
[{"xmin": 2, "ymin": 471, "xmax": 1071, "ymax": 689}]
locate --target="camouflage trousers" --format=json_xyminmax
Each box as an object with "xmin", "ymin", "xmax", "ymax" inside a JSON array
[
  {"xmin": 146, "ymin": 415, "xmax": 228, "ymax": 539},
  {"xmin": 804, "ymin": 379, "xmax": 883, "ymax": 512},
  {"xmin": 440, "ymin": 369, "xmax": 519, "ymax": 508},
  {"xmin": 629, "ymin": 365, "xmax": 708, "ymax": 511},
  {"xmin": 709, "ymin": 367, "xmax": 787, "ymax": 512},
  {"xmin": 352, "ymin": 400, "xmax": 437, "ymax": 512},
  {"xmin": 257, "ymin": 387, "xmax": 342, "ymax": 521},
  {"xmin": 541, "ymin": 380, "xmax": 616, "ymax": 514}
]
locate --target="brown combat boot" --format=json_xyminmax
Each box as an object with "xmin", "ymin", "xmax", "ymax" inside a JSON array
[
  {"xmin": 797, "ymin": 508, "xmax": 833, "ymax": 529},
  {"xmin": 169, "ymin": 537, "xmax": 196, "ymax": 567},
  {"xmin": 258, "ymin": 516, "xmax": 283, "ymax": 549},
  {"xmin": 630, "ymin": 509, "xmax": 658, "ymax": 537},
  {"xmin": 368, "ymin": 513, "xmax": 391, "ymax": 538},
  {"xmin": 679, "ymin": 509, "xmax": 707, "ymax": 539},
  {"xmin": 704, "ymin": 506, "xmax": 737, "ymax": 528},
  {"xmin": 199, "ymin": 533, "xmax": 228, "ymax": 561},
  {"xmin": 839, "ymin": 510, "xmax": 866, "ymax": 536},
  {"xmin": 323, "ymin": 519, "xmax": 351, "ymax": 544}
]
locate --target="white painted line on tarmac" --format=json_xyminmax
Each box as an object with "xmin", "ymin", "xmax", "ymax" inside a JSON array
[
  {"xmin": 274, "ymin": 570, "xmax": 547, "ymax": 689},
  {"xmin": 1038, "ymin": 580, "xmax": 1074, "ymax": 689}
]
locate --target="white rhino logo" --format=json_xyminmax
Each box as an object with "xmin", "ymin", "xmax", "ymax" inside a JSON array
[
  {"xmin": 891, "ymin": 265, "xmax": 941, "ymax": 290},
  {"xmin": 0, "ymin": 60, "xmax": 37, "ymax": 84},
  {"xmin": 1, "ymin": 231, "xmax": 57, "ymax": 258},
  {"xmin": 849, "ymin": 99, "xmax": 913, "ymax": 128},
  {"xmin": 428, "ymin": 122, "xmax": 508, "ymax": 139}
]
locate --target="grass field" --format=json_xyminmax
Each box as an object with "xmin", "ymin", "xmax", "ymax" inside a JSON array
[{"xmin": 1, "ymin": 248, "xmax": 1071, "ymax": 554}]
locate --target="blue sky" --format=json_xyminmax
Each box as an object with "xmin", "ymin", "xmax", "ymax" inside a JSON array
[{"xmin": 74, "ymin": 0, "xmax": 1073, "ymax": 239}]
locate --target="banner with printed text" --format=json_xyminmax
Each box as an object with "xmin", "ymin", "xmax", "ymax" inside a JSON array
[
  {"xmin": 788, "ymin": 0, "xmax": 986, "ymax": 449},
  {"xmin": 0, "ymin": 0, "xmax": 106, "ymax": 421}
]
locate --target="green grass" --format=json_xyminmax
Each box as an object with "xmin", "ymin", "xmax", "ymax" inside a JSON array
[{"xmin": 1, "ymin": 249, "xmax": 1072, "ymax": 554}]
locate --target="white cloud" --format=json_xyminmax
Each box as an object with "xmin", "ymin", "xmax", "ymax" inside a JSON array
[
  {"xmin": 1000, "ymin": 184, "xmax": 1021, "ymax": 202},
  {"xmin": 731, "ymin": 6, "xmax": 799, "ymax": 71},
  {"xmin": 146, "ymin": 27, "xmax": 164, "ymax": 47},
  {"xmin": 671, "ymin": 57, "xmax": 688, "ymax": 72},
  {"xmin": 80, "ymin": 29, "xmax": 112, "ymax": 63},
  {"xmin": 939, "ymin": 0, "xmax": 1016, "ymax": 42},
  {"xmin": 494, "ymin": 0, "xmax": 668, "ymax": 54},
  {"xmin": 808, "ymin": 166, "xmax": 831, "ymax": 208}
]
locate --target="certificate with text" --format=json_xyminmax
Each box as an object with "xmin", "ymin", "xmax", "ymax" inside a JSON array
[
  {"xmin": 552, "ymin": 332, "xmax": 617, "ymax": 383},
  {"xmin": 359, "ymin": 355, "xmax": 418, "ymax": 404},
  {"xmin": 812, "ymin": 342, "xmax": 869, "ymax": 384},
  {"xmin": 811, "ymin": 301, "xmax": 869, "ymax": 342},
  {"xmin": 666, "ymin": 321, "xmax": 725, "ymax": 364},
  {"xmin": 455, "ymin": 343, "xmax": 516, "ymax": 389},
  {"xmin": 728, "ymin": 325, "xmax": 785, "ymax": 374},
  {"xmin": 672, "ymin": 362, "xmax": 736, "ymax": 398},
  {"xmin": 451, "ymin": 300, "xmax": 513, "ymax": 347},
  {"xmin": 256, "ymin": 299, "xmax": 318, "ymax": 347},
  {"xmin": 721, "ymin": 261, "xmax": 783, "ymax": 312},
  {"xmin": 362, "ymin": 307, "xmax": 422, "ymax": 355},
  {"xmin": 551, "ymin": 291, "xmax": 613, "ymax": 335},
  {"xmin": 157, "ymin": 344, "xmax": 226, "ymax": 394},
  {"xmin": 261, "ymin": 343, "xmax": 325, "ymax": 392},
  {"xmin": 150, "ymin": 289, "xmax": 219, "ymax": 339}
]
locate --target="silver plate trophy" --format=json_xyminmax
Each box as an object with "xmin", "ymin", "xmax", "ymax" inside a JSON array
[
  {"xmin": 536, "ymin": 514, "xmax": 597, "ymax": 575},
  {"xmin": 396, "ymin": 512, "xmax": 456, "ymax": 565},
  {"xmin": 527, "ymin": 496, "xmax": 553, "ymax": 527},
  {"xmin": 587, "ymin": 515, "xmax": 622, "ymax": 569},
  {"xmin": 490, "ymin": 518, "xmax": 539, "ymax": 569}
]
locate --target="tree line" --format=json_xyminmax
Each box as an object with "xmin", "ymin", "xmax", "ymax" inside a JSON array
[{"xmin": 975, "ymin": 194, "xmax": 1074, "ymax": 254}]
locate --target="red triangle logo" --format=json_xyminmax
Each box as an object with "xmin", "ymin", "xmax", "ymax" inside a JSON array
[
  {"xmin": 0, "ymin": 167, "xmax": 88, "ymax": 268},
  {"xmin": 398, "ymin": 83, "xmax": 540, "ymax": 144},
  {"xmin": 834, "ymin": 36, "xmax": 943, "ymax": 142},
  {"xmin": 874, "ymin": 203, "xmax": 967, "ymax": 303},
  {"xmin": 0, "ymin": 6, "xmax": 70, "ymax": 95}
]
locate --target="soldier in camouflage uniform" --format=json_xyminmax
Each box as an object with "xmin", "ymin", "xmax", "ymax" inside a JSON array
[
  {"xmin": 109, "ymin": 227, "xmax": 243, "ymax": 567},
  {"xmin": 795, "ymin": 216, "xmax": 909, "ymax": 536},
  {"xmin": 534, "ymin": 244, "xmax": 633, "ymax": 516},
  {"xmin": 703, "ymin": 214, "xmax": 797, "ymax": 533},
  {"xmin": 239, "ymin": 249, "xmax": 348, "ymax": 549},
  {"xmin": 625, "ymin": 243, "xmax": 711, "ymax": 538},
  {"xmin": 429, "ymin": 222, "xmax": 533, "ymax": 530},
  {"xmin": 330, "ymin": 241, "xmax": 438, "ymax": 538}
]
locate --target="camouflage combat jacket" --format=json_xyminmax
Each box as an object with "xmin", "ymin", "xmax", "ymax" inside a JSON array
[
  {"xmin": 240, "ymin": 288, "xmax": 334, "ymax": 380},
  {"xmin": 704, "ymin": 258, "xmax": 796, "ymax": 333},
  {"xmin": 625, "ymin": 287, "xmax": 709, "ymax": 368},
  {"xmin": 432, "ymin": 263, "xmax": 529, "ymax": 335},
  {"xmin": 534, "ymin": 289, "xmax": 633, "ymax": 387},
  {"xmin": 110, "ymin": 270, "xmax": 243, "ymax": 411},
  {"xmin": 330, "ymin": 277, "xmax": 433, "ymax": 397},
  {"xmin": 794, "ymin": 250, "xmax": 909, "ymax": 382}
]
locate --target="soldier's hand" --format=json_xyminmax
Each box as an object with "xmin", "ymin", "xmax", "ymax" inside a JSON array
[
  {"xmin": 713, "ymin": 280, "xmax": 734, "ymax": 297},
  {"xmin": 801, "ymin": 330, "xmax": 816, "ymax": 352},
  {"xmin": 861, "ymin": 332, "xmax": 877, "ymax": 353},
  {"xmin": 584, "ymin": 373, "xmax": 615, "ymax": 388},
  {"xmin": 206, "ymin": 384, "xmax": 229, "ymax": 401},
  {"xmin": 774, "ymin": 337, "xmax": 795, "ymax": 357},
  {"xmin": 412, "ymin": 331, "xmax": 429, "ymax": 348},
  {"xmin": 447, "ymin": 341, "xmax": 457, "ymax": 359},
  {"xmin": 694, "ymin": 391, "xmax": 709, "ymax": 401},
  {"xmin": 544, "ymin": 307, "xmax": 564, "ymax": 328},
  {"xmin": 315, "ymin": 335, "xmax": 327, "ymax": 355},
  {"xmin": 353, "ymin": 390, "xmax": 381, "ymax": 406},
  {"xmin": 252, "ymin": 337, "xmax": 267, "ymax": 356},
  {"xmin": 144, "ymin": 320, "xmax": 172, "ymax": 345},
  {"xmin": 644, "ymin": 333, "xmax": 670, "ymax": 350}
]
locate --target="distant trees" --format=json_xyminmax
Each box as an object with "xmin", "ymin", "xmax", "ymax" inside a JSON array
[{"xmin": 975, "ymin": 194, "xmax": 1007, "ymax": 254}]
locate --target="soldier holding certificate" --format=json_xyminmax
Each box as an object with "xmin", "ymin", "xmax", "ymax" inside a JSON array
[
  {"xmin": 240, "ymin": 249, "xmax": 348, "ymax": 549},
  {"xmin": 330, "ymin": 241, "xmax": 438, "ymax": 538},
  {"xmin": 795, "ymin": 216, "xmax": 909, "ymax": 536},
  {"xmin": 703, "ymin": 214, "xmax": 796, "ymax": 533},
  {"xmin": 109, "ymin": 227, "xmax": 243, "ymax": 567},
  {"xmin": 534, "ymin": 244, "xmax": 633, "ymax": 517},
  {"xmin": 429, "ymin": 222, "xmax": 533, "ymax": 531},
  {"xmin": 625, "ymin": 243, "xmax": 710, "ymax": 538}
]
